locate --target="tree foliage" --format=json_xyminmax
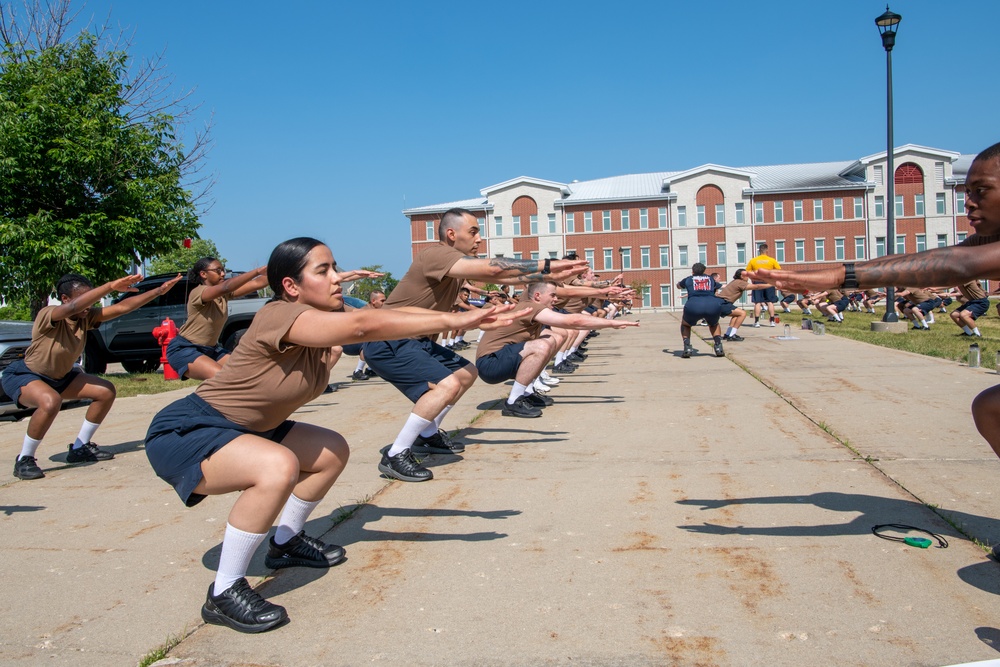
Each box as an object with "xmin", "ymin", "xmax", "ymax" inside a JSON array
[
  {"xmin": 148, "ymin": 237, "xmax": 226, "ymax": 276},
  {"xmin": 0, "ymin": 8, "xmax": 207, "ymax": 314},
  {"xmin": 349, "ymin": 265, "xmax": 398, "ymax": 302}
]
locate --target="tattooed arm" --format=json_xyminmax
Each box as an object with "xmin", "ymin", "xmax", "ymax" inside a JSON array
[
  {"xmin": 749, "ymin": 242, "xmax": 1000, "ymax": 292},
  {"xmin": 447, "ymin": 256, "xmax": 589, "ymax": 284}
]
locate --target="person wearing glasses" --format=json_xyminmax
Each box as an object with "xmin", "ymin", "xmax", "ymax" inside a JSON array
[{"xmin": 166, "ymin": 258, "xmax": 270, "ymax": 381}]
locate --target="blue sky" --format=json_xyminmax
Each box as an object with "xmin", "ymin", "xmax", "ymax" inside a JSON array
[{"xmin": 64, "ymin": 0, "xmax": 1000, "ymax": 277}]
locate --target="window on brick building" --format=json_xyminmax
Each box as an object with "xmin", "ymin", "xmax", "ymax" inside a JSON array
[
  {"xmin": 936, "ymin": 193, "xmax": 946, "ymax": 215},
  {"xmin": 697, "ymin": 244, "xmax": 707, "ymax": 264},
  {"xmin": 835, "ymin": 238, "xmax": 845, "ymax": 260},
  {"xmin": 815, "ymin": 239, "xmax": 825, "ymax": 261},
  {"xmin": 658, "ymin": 207, "xmax": 667, "ymax": 228},
  {"xmin": 425, "ymin": 220, "xmax": 434, "ymax": 240},
  {"xmin": 735, "ymin": 203, "xmax": 745, "ymax": 224},
  {"xmin": 774, "ymin": 202, "xmax": 784, "ymax": 223},
  {"xmin": 834, "ymin": 198, "xmax": 843, "ymax": 220},
  {"xmin": 854, "ymin": 198, "xmax": 864, "ymax": 218},
  {"xmin": 937, "ymin": 234, "xmax": 948, "ymax": 248},
  {"xmin": 531, "ymin": 251, "xmax": 539, "ymax": 260},
  {"xmin": 958, "ymin": 231, "xmax": 967, "ymax": 243},
  {"xmin": 914, "ymin": 194, "xmax": 924, "ymax": 217},
  {"xmin": 894, "ymin": 195, "xmax": 904, "ymax": 217},
  {"xmin": 813, "ymin": 200, "xmax": 823, "ymax": 220},
  {"xmin": 660, "ymin": 285, "xmax": 671, "ymax": 307},
  {"xmin": 640, "ymin": 247, "xmax": 650, "ymax": 268},
  {"xmin": 513, "ymin": 252, "xmax": 522, "ymax": 259},
  {"xmin": 794, "ymin": 200, "xmax": 803, "ymax": 221},
  {"xmin": 584, "ymin": 212, "xmax": 593, "ymax": 232},
  {"xmin": 621, "ymin": 209, "xmax": 630, "ymax": 230},
  {"xmin": 956, "ymin": 191, "xmax": 966, "ymax": 214},
  {"xmin": 566, "ymin": 213, "xmax": 574, "ymax": 233},
  {"xmin": 896, "ymin": 235, "xmax": 905, "ymax": 254},
  {"xmin": 715, "ymin": 204, "xmax": 725, "ymax": 226},
  {"xmin": 642, "ymin": 286, "xmax": 651, "ymax": 308},
  {"xmin": 795, "ymin": 239, "xmax": 804, "ymax": 262},
  {"xmin": 585, "ymin": 249, "xmax": 594, "ymax": 269},
  {"xmin": 754, "ymin": 202, "xmax": 764, "ymax": 223},
  {"xmin": 639, "ymin": 209, "xmax": 648, "ymax": 229},
  {"xmin": 679, "ymin": 245, "xmax": 688, "ymax": 267},
  {"xmin": 855, "ymin": 236, "xmax": 865, "ymax": 259},
  {"xmin": 603, "ymin": 248, "xmax": 613, "ymax": 270},
  {"xmin": 622, "ymin": 247, "xmax": 632, "ymax": 270},
  {"xmin": 775, "ymin": 241, "xmax": 785, "ymax": 263},
  {"xmin": 602, "ymin": 210, "xmax": 611, "ymax": 231},
  {"xmin": 736, "ymin": 242, "xmax": 746, "ymax": 264},
  {"xmin": 659, "ymin": 245, "xmax": 670, "ymax": 267},
  {"xmin": 874, "ymin": 196, "xmax": 884, "ymax": 217},
  {"xmin": 716, "ymin": 243, "xmax": 726, "ymax": 265},
  {"xmin": 530, "ymin": 215, "xmax": 538, "ymax": 235},
  {"xmin": 697, "ymin": 205, "xmax": 706, "ymax": 226},
  {"xmin": 916, "ymin": 234, "xmax": 926, "ymax": 252}
]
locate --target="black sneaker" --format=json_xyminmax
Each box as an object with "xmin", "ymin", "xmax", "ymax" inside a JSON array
[
  {"xmin": 452, "ymin": 341, "xmax": 470, "ymax": 350},
  {"xmin": 411, "ymin": 429, "xmax": 465, "ymax": 455},
  {"xmin": 351, "ymin": 370, "xmax": 370, "ymax": 381},
  {"xmin": 13, "ymin": 455, "xmax": 44, "ymax": 480},
  {"xmin": 363, "ymin": 368, "xmax": 378, "ymax": 379},
  {"xmin": 66, "ymin": 445, "xmax": 95, "ymax": 464},
  {"xmin": 553, "ymin": 361, "xmax": 577, "ymax": 373},
  {"xmin": 523, "ymin": 392, "xmax": 553, "ymax": 408},
  {"xmin": 567, "ymin": 352, "xmax": 587, "ymax": 362},
  {"xmin": 323, "ymin": 383, "xmax": 338, "ymax": 393},
  {"xmin": 378, "ymin": 446, "xmax": 433, "ymax": 482},
  {"xmin": 681, "ymin": 344, "xmax": 693, "ymax": 359},
  {"xmin": 727, "ymin": 334, "xmax": 745, "ymax": 342},
  {"xmin": 714, "ymin": 341, "xmax": 725, "ymax": 357},
  {"xmin": 264, "ymin": 530, "xmax": 346, "ymax": 569},
  {"xmin": 501, "ymin": 396, "xmax": 542, "ymax": 418},
  {"xmin": 201, "ymin": 577, "xmax": 287, "ymax": 634}
]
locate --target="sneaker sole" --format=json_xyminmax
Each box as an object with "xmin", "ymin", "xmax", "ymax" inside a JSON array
[
  {"xmin": 500, "ymin": 409, "xmax": 542, "ymax": 418},
  {"xmin": 411, "ymin": 445, "xmax": 465, "ymax": 455},
  {"xmin": 201, "ymin": 604, "xmax": 287, "ymax": 634},
  {"xmin": 13, "ymin": 470, "xmax": 45, "ymax": 480},
  {"xmin": 377, "ymin": 462, "xmax": 433, "ymax": 482},
  {"xmin": 265, "ymin": 552, "xmax": 347, "ymax": 570}
]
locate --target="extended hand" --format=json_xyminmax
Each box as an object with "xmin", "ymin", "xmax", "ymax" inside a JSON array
[
  {"xmin": 109, "ymin": 273, "xmax": 144, "ymax": 293},
  {"xmin": 547, "ymin": 259, "xmax": 590, "ymax": 282},
  {"xmin": 158, "ymin": 273, "xmax": 183, "ymax": 294},
  {"xmin": 748, "ymin": 266, "xmax": 842, "ymax": 292}
]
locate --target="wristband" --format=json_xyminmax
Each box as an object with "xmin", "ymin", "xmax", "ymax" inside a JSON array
[
  {"xmin": 542, "ymin": 258, "xmax": 551, "ymax": 275},
  {"xmin": 841, "ymin": 263, "xmax": 859, "ymax": 289}
]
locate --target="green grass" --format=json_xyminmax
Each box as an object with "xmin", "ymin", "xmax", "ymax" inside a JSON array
[
  {"xmin": 773, "ymin": 302, "xmax": 1000, "ymax": 369},
  {"xmin": 99, "ymin": 371, "xmax": 199, "ymax": 398}
]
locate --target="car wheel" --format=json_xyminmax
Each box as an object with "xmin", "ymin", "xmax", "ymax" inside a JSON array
[
  {"xmin": 223, "ymin": 328, "xmax": 247, "ymax": 352},
  {"xmin": 121, "ymin": 357, "xmax": 161, "ymax": 374},
  {"xmin": 82, "ymin": 338, "xmax": 108, "ymax": 374}
]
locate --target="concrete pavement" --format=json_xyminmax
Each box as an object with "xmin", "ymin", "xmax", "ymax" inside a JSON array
[{"xmin": 1, "ymin": 312, "xmax": 998, "ymax": 666}]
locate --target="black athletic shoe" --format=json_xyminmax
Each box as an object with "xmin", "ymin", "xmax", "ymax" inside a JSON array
[
  {"xmin": 567, "ymin": 352, "xmax": 587, "ymax": 362},
  {"xmin": 681, "ymin": 344, "xmax": 693, "ymax": 359},
  {"xmin": 363, "ymin": 368, "xmax": 379, "ymax": 379},
  {"xmin": 201, "ymin": 578, "xmax": 287, "ymax": 634},
  {"xmin": 452, "ymin": 341, "xmax": 470, "ymax": 350},
  {"xmin": 13, "ymin": 455, "xmax": 44, "ymax": 480},
  {"xmin": 66, "ymin": 441, "xmax": 114, "ymax": 464},
  {"xmin": 351, "ymin": 370, "xmax": 370, "ymax": 381},
  {"xmin": 323, "ymin": 383, "xmax": 338, "ymax": 393},
  {"xmin": 378, "ymin": 446, "xmax": 433, "ymax": 482},
  {"xmin": 265, "ymin": 530, "xmax": 346, "ymax": 569},
  {"xmin": 523, "ymin": 392, "xmax": 553, "ymax": 408},
  {"xmin": 553, "ymin": 361, "xmax": 576, "ymax": 373},
  {"xmin": 412, "ymin": 429, "xmax": 465, "ymax": 455},
  {"xmin": 501, "ymin": 396, "xmax": 542, "ymax": 418},
  {"xmin": 724, "ymin": 334, "xmax": 745, "ymax": 342},
  {"xmin": 714, "ymin": 341, "xmax": 725, "ymax": 357}
]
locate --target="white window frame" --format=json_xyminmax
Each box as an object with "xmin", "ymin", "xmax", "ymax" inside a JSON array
[
  {"xmin": 774, "ymin": 240, "xmax": 785, "ymax": 263},
  {"xmin": 639, "ymin": 208, "xmax": 648, "ymax": 229},
  {"xmin": 935, "ymin": 193, "xmax": 946, "ymax": 215},
  {"xmin": 679, "ymin": 245, "xmax": 689, "ymax": 267},
  {"xmin": 678, "ymin": 206, "xmax": 687, "ymax": 227},
  {"xmin": 794, "ymin": 200, "xmax": 803, "ymax": 221},
  {"xmin": 773, "ymin": 201, "xmax": 784, "ymax": 223},
  {"xmin": 794, "ymin": 239, "xmax": 805, "ymax": 262},
  {"xmin": 697, "ymin": 244, "xmax": 707, "ymax": 264},
  {"xmin": 660, "ymin": 284, "xmax": 671, "ymax": 307},
  {"xmin": 715, "ymin": 204, "xmax": 725, "ymax": 226},
  {"xmin": 512, "ymin": 216, "xmax": 521, "ymax": 236},
  {"xmin": 602, "ymin": 210, "xmax": 611, "ymax": 231},
  {"xmin": 874, "ymin": 196, "xmax": 884, "ymax": 217},
  {"xmin": 529, "ymin": 215, "xmax": 538, "ymax": 235},
  {"xmin": 894, "ymin": 195, "xmax": 904, "ymax": 217},
  {"xmin": 566, "ymin": 213, "xmax": 575, "ymax": 233},
  {"xmin": 716, "ymin": 243, "xmax": 726, "ymax": 265},
  {"xmin": 914, "ymin": 194, "xmax": 924, "ymax": 217},
  {"xmin": 621, "ymin": 209, "xmax": 630, "ymax": 230},
  {"xmin": 584, "ymin": 212, "xmax": 593, "ymax": 232},
  {"xmin": 425, "ymin": 220, "xmax": 435, "ymax": 240},
  {"xmin": 736, "ymin": 242, "xmax": 747, "ymax": 264},
  {"xmin": 937, "ymin": 234, "xmax": 948, "ymax": 248},
  {"xmin": 834, "ymin": 198, "xmax": 843, "ymax": 220},
  {"xmin": 814, "ymin": 238, "xmax": 825, "ymax": 262},
  {"xmin": 754, "ymin": 201, "xmax": 764, "ymax": 223},
  {"xmin": 658, "ymin": 207, "xmax": 667, "ymax": 228},
  {"xmin": 640, "ymin": 246, "xmax": 650, "ymax": 268},
  {"xmin": 875, "ymin": 237, "xmax": 886, "ymax": 257},
  {"xmin": 916, "ymin": 234, "xmax": 926, "ymax": 252},
  {"xmin": 621, "ymin": 247, "xmax": 632, "ymax": 270},
  {"xmin": 854, "ymin": 198, "xmax": 864, "ymax": 219},
  {"xmin": 495, "ymin": 216, "xmax": 503, "ymax": 237},
  {"xmin": 854, "ymin": 236, "xmax": 865, "ymax": 259},
  {"xmin": 956, "ymin": 191, "xmax": 966, "ymax": 214},
  {"xmin": 835, "ymin": 237, "xmax": 845, "ymax": 260},
  {"xmin": 548, "ymin": 213, "xmax": 556, "ymax": 234},
  {"xmin": 659, "ymin": 245, "xmax": 670, "ymax": 267},
  {"xmin": 735, "ymin": 202, "xmax": 745, "ymax": 224},
  {"xmin": 697, "ymin": 205, "xmax": 706, "ymax": 226},
  {"xmin": 813, "ymin": 199, "xmax": 823, "ymax": 220},
  {"xmin": 603, "ymin": 248, "xmax": 614, "ymax": 271}
]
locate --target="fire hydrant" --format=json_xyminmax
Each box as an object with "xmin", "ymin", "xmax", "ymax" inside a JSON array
[{"xmin": 153, "ymin": 317, "xmax": 180, "ymax": 380}]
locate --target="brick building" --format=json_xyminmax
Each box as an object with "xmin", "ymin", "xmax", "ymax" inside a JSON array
[{"xmin": 403, "ymin": 144, "xmax": 973, "ymax": 310}]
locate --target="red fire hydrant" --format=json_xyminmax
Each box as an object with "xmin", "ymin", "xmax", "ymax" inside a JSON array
[{"xmin": 153, "ymin": 317, "xmax": 180, "ymax": 380}]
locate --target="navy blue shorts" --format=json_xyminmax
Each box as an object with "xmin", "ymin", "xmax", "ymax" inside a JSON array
[
  {"xmin": 752, "ymin": 287, "xmax": 777, "ymax": 304},
  {"xmin": 912, "ymin": 298, "xmax": 941, "ymax": 315},
  {"xmin": 720, "ymin": 300, "xmax": 737, "ymax": 317},
  {"xmin": 475, "ymin": 342, "xmax": 526, "ymax": 384},
  {"xmin": 583, "ymin": 305, "xmax": 598, "ymax": 314},
  {"xmin": 362, "ymin": 338, "xmax": 472, "ymax": 403},
  {"xmin": 166, "ymin": 335, "xmax": 230, "ymax": 380},
  {"xmin": 830, "ymin": 297, "xmax": 849, "ymax": 312},
  {"xmin": 682, "ymin": 296, "xmax": 723, "ymax": 327},
  {"xmin": 781, "ymin": 293, "xmax": 795, "ymax": 304},
  {"xmin": 145, "ymin": 393, "xmax": 295, "ymax": 507},
  {"xmin": 0, "ymin": 359, "xmax": 81, "ymax": 407},
  {"xmin": 341, "ymin": 343, "xmax": 364, "ymax": 356},
  {"xmin": 957, "ymin": 298, "xmax": 989, "ymax": 319}
]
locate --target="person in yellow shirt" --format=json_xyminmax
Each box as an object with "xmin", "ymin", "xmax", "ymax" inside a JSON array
[{"xmin": 746, "ymin": 243, "xmax": 781, "ymax": 327}]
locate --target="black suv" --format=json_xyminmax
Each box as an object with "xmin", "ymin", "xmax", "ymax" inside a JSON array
[{"xmin": 83, "ymin": 272, "xmax": 267, "ymax": 374}]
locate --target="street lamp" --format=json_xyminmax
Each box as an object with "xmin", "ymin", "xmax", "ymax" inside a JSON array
[
  {"xmin": 876, "ymin": 6, "xmax": 901, "ymax": 322},
  {"xmin": 618, "ymin": 247, "xmax": 626, "ymax": 270}
]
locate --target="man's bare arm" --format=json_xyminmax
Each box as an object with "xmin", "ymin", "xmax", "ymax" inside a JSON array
[{"xmin": 448, "ymin": 257, "xmax": 589, "ymax": 284}]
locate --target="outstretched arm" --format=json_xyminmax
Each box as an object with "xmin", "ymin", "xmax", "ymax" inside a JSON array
[
  {"xmin": 94, "ymin": 274, "xmax": 184, "ymax": 323},
  {"xmin": 202, "ymin": 266, "xmax": 269, "ymax": 301},
  {"xmin": 749, "ymin": 242, "xmax": 1000, "ymax": 292},
  {"xmin": 535, "ymin": 308, "xmax": 640, "ymax": 331},
  {"xmin": 447, "ymin": 256, "xmax": 589, "ymax": 284}
]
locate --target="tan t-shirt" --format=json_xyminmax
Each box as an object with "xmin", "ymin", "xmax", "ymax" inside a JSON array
[
  {"xmin": 196, "ymin": 300, "xmax": 338, "ymax": 431},
  {"xmin": 825, "ymin": 289, "xmax": 844, "ymax": 301},
  {"xmin": 384, "ymin": 244, "xmax": 466, "ymax": 311},
  {"xmin": 958, "ymin": 280, "xmax": 987, "ymax": 301},
  {"xmin": 905, "ymin": 287, "xmax": 934, "ymax": 303},
  {"xmin": 177, "ymin": 285, "xmax": 229, "ymax": 346},
  {"xmin": 476, "ymin": 300, "xmax": 549, "ymax": 359},
  {"xmin": 24, "ymin": 305, "xmax": 98, "ymax": 379},
  {"xmin": 718, "ymin": 279, "xmax": 748, "ymax": 304}
]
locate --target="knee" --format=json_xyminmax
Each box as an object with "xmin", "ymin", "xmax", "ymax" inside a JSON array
[
  {"xmin": 36, "ymin": 392, "xmax": 62, "ymax": 413},
  {"xmin": 261, "ymin": 448, "xmax": 300, "ymax": 491},
  {"xmin": 972, "ymin": 387, "xmax": 1000, "ymax": 425}
]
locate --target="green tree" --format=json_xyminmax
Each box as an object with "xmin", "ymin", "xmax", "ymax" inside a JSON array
[
  {"xmin": 148, "ymin": 238, "xmax": 226, "ymax": 276},
  {"xmin": 0, "ymin": 31, "xmax": 203, "ymax": 314},
  {"xmin": 349, "ymin": 265, "xmax": 398, "ymax": 302}
]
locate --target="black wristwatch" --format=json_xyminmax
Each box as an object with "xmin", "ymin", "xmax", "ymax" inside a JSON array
[
  {"xmin": 841, "ymin": 263, "xmax": 859, "ymax": 289},
  {"xmin": 541, "ymin": 258, "xmax": 551, "ymax": 275}
]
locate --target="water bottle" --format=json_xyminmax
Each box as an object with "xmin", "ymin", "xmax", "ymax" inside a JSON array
[
  {"xmin": 783, "ymin": 324, "xmax": 791, "ymax": 338},
  {"xmin": 969, "ymin": 343, "xmax": 981, "ymax": 369},
  {"xmin": 996, "ymin": 350, "xmax": 1000, "ymax": 374},
  {"xmin": 815, "ymin": 322, "xmax": 826, "ymax": 335}
]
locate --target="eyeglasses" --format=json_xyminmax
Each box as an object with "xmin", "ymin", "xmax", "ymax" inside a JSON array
[{"xmin": 207, "ymin": 267, "xmax": 226, "ymax": 275}]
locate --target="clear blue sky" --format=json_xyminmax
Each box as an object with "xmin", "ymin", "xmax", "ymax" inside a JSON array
[{"xmin": 66, "ymin": 0, "xmax": 1000, "ymax": 276}]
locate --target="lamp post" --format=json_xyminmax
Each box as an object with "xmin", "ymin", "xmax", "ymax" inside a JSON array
[
  {"xmin": 618, "ymin": 246, "xmax": 626, "ymax": 270},
  {"xmin": 876, "ymin": 6, "xmax": 901, "ymax": 322}
]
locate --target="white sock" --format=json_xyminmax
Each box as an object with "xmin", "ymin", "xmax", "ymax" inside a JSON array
[
  {"xmin": 963, "ymin": 325, "xmax": 974, "ymax": 335},
  {"xmin": 389, "ymin": 413, "xmax": 433, "ymax": 456},
  {"xmin": 927, "ymin": 316, "xmax": 935, "ymax": 324},
  {"xmin": 419, "ymin": 405, "xmax": 452, "ymax": 438},
  {"xmin": 568, "ymin": 346, "xmax": 578, "ymax": 355},
  {"xmin": 508, "ymin": 382, "xmax": 529, "ymax": 404},
  {"xmin": 20, "ymin": 435, "xmax": 42, "ymax": 459},
  {"xmin": 477, "ymin": 330, "xmax": 484, "ymax": 342},
  {"xmin": 974, "ymin": 327, "xmax": 982, "ymax": 336},
  {"xmin": 354, "ymin": 359, "xmax": 366, "ymax": 373},
  {"xmin": 732, "ymin": 326, "xmax": 740, "ymax": 334},
  {"xmin": 274, "ymin": 494, "xmax": 321, "ymax": 545},
  {"xmin": 725, "ymin": 327, "xmax": 735, "ymax": 336},
  {"xmin": 73, "ymin": 419, "xmax": 101, "ymax": 449},
  {"xmin": 555, "ymin": 351, "xmax": 566, "ymax": 365},
  {"xmin": 455, "ymin": 335, "xmax": 464, "ymax": 343},
  {"xmin": 214, "ymin": 523, "xmax": 268, "ymax": 596}
]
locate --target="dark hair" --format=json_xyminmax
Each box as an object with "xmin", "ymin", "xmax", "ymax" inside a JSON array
[
  {"xmin": 187, "ymin": 257, "xmax": 218, "ymax": 285},
  {"xmin": 267, "ymin": 237, "xmax": 325, "ymax": 299},
  {"xmin": 975, "ymin": 141, "xmax": 1000, "ymax": 165},
  {"xmin": 732, "ymin": 268, "xmax": 747, "ymax": 280},
  {"xmin": 56, "ymin": 274, "xmax": 92, "ymax": 299},
  {"xmin": 758, "ymin": 243, "xmax": 768, "ymax": 251},
  {"xmin": 562, "ymin": 252, "xmax": 578, "ymax": 260},
  {"xmin": 692, "ymin": 263, "xmax": 707, "ymax": 275},
  {"xmin": 438, "ymin": 208, "xmax": 474, "ymax": 240}
]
